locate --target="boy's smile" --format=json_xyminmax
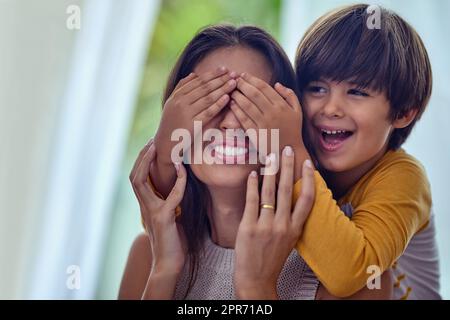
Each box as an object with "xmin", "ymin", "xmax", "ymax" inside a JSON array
[
  {"xmin": 303, "ymin": 79, "xmax": 397, "ymax": 177},
  {"xmin": 316, "ymin": 125, "xmax": 354, "ymax": 152}
]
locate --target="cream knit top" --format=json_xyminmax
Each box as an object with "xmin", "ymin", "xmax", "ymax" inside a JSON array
[{"xmin": 173, "ymin": 236, "xmax": 319, "ymax": 300}]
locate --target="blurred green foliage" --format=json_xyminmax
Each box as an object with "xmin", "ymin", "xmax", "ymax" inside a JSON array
[{"xmin": 97, "ymin": 0, "xmax": 281, "ymax": 299}]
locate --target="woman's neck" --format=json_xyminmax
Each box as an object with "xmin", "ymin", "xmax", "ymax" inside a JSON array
[{"xmin": 207, "ymin": 185, "xmax": 247, "ymax": 249}]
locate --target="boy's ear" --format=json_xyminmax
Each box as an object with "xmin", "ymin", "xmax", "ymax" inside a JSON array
[{"xmin": 393, "ymin": 109, "xmax": 419, "ymax": 129}]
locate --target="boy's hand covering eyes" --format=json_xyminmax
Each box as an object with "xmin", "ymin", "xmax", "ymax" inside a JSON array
[
  {"xmin": 154, "ymin": 67, "xmax": 238, "ymax": 166},
  {"xmin": 230, "ymin": 73, "xmax": 309, "ymax": 180}
]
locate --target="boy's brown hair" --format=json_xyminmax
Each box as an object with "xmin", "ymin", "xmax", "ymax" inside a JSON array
[{"xmin": 295, "ymin": 4, "xmax": 432, "ymax": 150}]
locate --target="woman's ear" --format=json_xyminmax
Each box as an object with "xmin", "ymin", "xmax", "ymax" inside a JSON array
[{"xmin": 393, "ymin": 109, "xmax": 419, "ymax": 129}]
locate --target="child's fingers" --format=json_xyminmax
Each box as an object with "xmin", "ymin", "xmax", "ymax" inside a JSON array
[
  {"xmin": 229, "ymin": 100, "xmax": 259, "ymax": 161},
  {"xmin": 189, "ymin": 74, "xmax": 236, "ymax": 106},
  {"xmin": 236, "ymin": 76, "xmax": 270, "ymax": 111},
  {"xmin": 274, "ymin": 83, "xmax": 302, "ymax": 112},
  {"xmin": 240, "ymin": 73, "xmax": 286, "ymax": 106},
  {"xmin": 275, "ymin": 146, "xmax": 295, "ymax": 221},
  {"xmin": 242, "ymin": 170, "xmax": 260, "ymax": 225},
  {"xmin": 177, "ymin": 66, "xmax": 228, "ymax": 96},
  {"xmin": 166, "ymin": 162, "xmax": 187, "ymax": 210},
  {"xmin": 194, "ymin": 94, "xmax": 230, "ymax": 123},
  {"xmin": 259, "ymin": 154, "xmax": 277, "ymax": 226},
  {"xmin": 230, "ymin": 91, "xmax": 264, "ymax": 124},
  {"xmin": 190, "ymin": 77, "xmax": 236, "ymax": 118},
  {"xmin": 230, "ymin": 100, "xmax": 258, "ymax": 131},
  {"xmin": 173, "ymin": 72, "xmax": 197, "ymax": 92},
  {"xmin": 291, "ymin": 159, "xmax": 315, "ymax": 231}
]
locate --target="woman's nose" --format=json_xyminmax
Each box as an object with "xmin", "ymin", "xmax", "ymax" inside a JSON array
[{"xmin": 219, "ymin": 105, "xmax": 242, "ymax": 130}]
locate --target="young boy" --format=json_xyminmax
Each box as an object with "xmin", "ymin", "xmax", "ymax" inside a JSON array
[{"xmin": 291, "ymin": 4, "xmax": 440, "ymax": 299}]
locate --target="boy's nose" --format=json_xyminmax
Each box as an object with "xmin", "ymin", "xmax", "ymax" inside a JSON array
[
  {"xmin": 321, "ymin": 94, "xmax": 344, "ymax": 118},
  {"xmin": 219, "ymin": 105, "xmax": 242, "ymax": 130}
]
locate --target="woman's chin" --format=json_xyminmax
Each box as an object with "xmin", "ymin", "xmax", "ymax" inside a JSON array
[{"xmin": 191, "ymin": 163, "xmax": 258, "ymax": 189}]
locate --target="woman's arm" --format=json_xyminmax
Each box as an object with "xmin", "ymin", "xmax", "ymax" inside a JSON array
[
  {"xmin": 118, "ymin": 233, "xmax": 151, "ymax": 299},
  {"xmin": 120, "ymin": 140, "xmax": 188, "ymax": 300},
  {"xmin": 118, "ymin": 233, "xmax": 180, "ymax": 300}
]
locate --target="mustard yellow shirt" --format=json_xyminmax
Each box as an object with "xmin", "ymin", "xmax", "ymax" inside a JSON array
[{"xmin": 293, "ymin": 149, "xmax": 432, "ymax": 297}]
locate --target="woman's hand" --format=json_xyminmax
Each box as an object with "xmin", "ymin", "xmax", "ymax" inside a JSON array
[
  {"xmin": 234, "ymin": 146, "xmax": 316, "ymax": 299},
  {"xmin": 130, "ymin": 139, "xmax": 188, "ymax": 276},
  {"xmin": 230, "ymin": 73, "xmax": 310, "ymax": 181}
]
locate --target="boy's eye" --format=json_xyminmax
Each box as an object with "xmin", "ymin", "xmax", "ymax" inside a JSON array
[
  {"xmin": 306, "ymin": 85, "xmax": 327, "ymax": 94},
  {"xmin": 348, "ymin": 88, "xmax": 370, "ymax": 97}
]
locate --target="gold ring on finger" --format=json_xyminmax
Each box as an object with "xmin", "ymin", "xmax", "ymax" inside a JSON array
[{"xmin": 260, "ymin": 203, "xmax": 275, "ymax": 210}]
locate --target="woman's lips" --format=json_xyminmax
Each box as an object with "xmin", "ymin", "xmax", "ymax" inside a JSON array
[{"xmin": 211, "ymin": 142, "xmax": 249, "ymax": 164}]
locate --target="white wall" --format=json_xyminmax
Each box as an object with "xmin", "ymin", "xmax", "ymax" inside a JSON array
[
  {"xmin": 0, "ymin": 0, "xmax": 78, "ymax": 299},
  {"xmin": 0, "ymin": 0, "xmax": 159, "ymax": 299}
]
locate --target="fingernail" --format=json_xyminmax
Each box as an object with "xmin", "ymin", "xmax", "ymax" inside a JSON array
[
  {"xmin": 266, "ymin": 153, "xmax": 275, "ymax": 166},
  {"xmin": 304, "ymin": 159, "xmax": 313, "ymax": 169},
  {"xmin": 240, "ymin": 72, "xmax": 246, "ymax": 78},
  {"xmin": 250, "ymin": 170, "xmax": 257, "ymax": 178},
  {"xmin": 228, "ymin": 79, "xmax": 236, "ymax": 86},
  {"xmin": 284, "ymin": 146, "xmax": 293, "ymax": 156},
  {"xmin": 229, "ymin": 71, "xmax": 237, "ymax": 78},
  {"xmin": 219, "ymin": 66, "xmax": 226, "ymax": 72}
]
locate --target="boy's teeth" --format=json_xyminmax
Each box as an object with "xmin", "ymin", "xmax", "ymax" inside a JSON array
[{"xmin": 322, "ymin": 129, "xmax": 348, "ymax": 135}]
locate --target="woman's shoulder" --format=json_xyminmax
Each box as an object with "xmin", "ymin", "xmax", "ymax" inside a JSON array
[{"xmin": 118, "ymin": 232, "xmax": 152, "ymax": 299}]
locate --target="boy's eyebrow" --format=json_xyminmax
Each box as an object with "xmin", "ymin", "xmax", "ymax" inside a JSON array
[
  {"xmin": 346, "ymin": 79, "xmax": 371, "ymax": 89},
  {"xmin": 348, "ymin": 81, "xmax": 365, "ymax": 88},
  {"xmin": 308, "ymin": 78, "xmax": 325, "ymax": 83}
]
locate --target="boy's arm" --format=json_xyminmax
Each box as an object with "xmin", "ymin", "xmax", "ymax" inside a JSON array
[
  {"xmin": 149, "ymin": 156, "xmax": 177, "ymax": 199},
  {"xmin": 294, "ymin": 163, "xmax": 431, "ymax": 297},
  {"xmin": 316, "ymin": 270, "xmax": 393, "ymax": 300}
]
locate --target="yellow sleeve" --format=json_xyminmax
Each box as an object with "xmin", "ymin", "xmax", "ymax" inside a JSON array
[{"xmin": 294, "ymin": 164, "xmax": 431, "ymax": 297}]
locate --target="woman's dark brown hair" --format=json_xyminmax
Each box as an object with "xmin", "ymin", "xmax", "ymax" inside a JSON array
[
  {"xmin": 295, "ymin": 4, "xmax": 432, "ymax": 150},
  {"xmin": 161, "ymin": 24, "xmax": 296, "ymax": 297}
]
